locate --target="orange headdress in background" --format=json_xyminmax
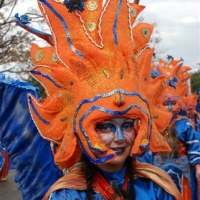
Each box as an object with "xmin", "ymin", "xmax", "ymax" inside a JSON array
[
  {"xmin": 17, "ymin": 0, "xmax": 173, "ymax": 169},
  {"xmin": 156, "ymin": 58, "xmax": 192, "ymax": 113},
  {"xmin": 183, "ymin": 93, "xmax": 198, "ymax": 113}
]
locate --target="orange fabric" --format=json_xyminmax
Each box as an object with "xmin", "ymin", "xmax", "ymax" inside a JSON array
[
  {"xmin": 178, "ymin": 141, "xmax": 186, "ymax": 156},
  {"xmin": 182, "ymin": 176, "xmax": 191, "ymax": 200},
  {"xmin": 26, "ymin": 0, "xmax": 172, "ymax": 169},
  {"xmin": 0, "ymin": 151, "xmax": 10, "ymax": 180},
  {"xmin": 182, "ymin": 93, "xmax": 198, "ymax": 113},
  {"xmin": 156, "ymin": 58, "xmax": 192, "ymax": 113},
  {"xmin": 92, "ymin": 170, "xmax": 126, "ymax": 200}
]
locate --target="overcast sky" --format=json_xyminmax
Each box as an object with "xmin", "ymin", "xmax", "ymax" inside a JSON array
[
  {"xmin": 140, "ymin": 0, "xmax": 200, "ymax": 72},
  {"xmin": 16, "ymin": 0, "xmax": 200, "ymax": 72}
]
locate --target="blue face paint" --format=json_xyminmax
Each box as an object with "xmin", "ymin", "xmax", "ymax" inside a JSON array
[
  {"xmin": 95, "ymin": 121, "xmax": 134, "ymax": 142},
  {"xmin": 163, "ymin": 101, "xmax": 176, "ymax": 112}
]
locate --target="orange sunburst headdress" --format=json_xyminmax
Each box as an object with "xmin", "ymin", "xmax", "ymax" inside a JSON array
[
  {"xmin": 183, "ymin": 93, "xmax": 198, "ymax": 114},
  {"xmin": 156, "ymin": 58, "xmax": 192, "ymax": 113},
  {"xmin": 18, "ymin": 0, "xmax": 172, "ymax": 169}
]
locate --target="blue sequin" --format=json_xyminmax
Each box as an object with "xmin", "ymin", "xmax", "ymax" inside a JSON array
[{"xmin": 113, "ymin": 0, "xmax": 122, "ymax": 45}]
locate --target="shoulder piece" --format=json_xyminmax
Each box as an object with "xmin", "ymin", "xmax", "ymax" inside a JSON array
[{"xmin": 134, "ymin": 161, "xmax": 183, "ymax": 200}]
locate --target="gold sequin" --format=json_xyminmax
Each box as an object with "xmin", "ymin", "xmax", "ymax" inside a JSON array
[
  {"xmin": 87, "ymin": 22, "xmax": 96, "ymax": 32},
  {"xmin": 130, "ymin": 6, "xmax": 137, "ymax": 17},
  {"xmin": 52, "ymin": 53, "xmax": 58, "ymax": 63},
  {"xmin": 169, "ymin": 65, "xmax": 173, "ymax": 69},
  {"xmin": 142, "ymin": 27, "xmax": 150, "ymax": 39},
  {"xmin": 86, "ymin": 0, "xmax": 98, "ymax": 11},
  {"xmin": 35, "ymin": 50, "xmax": 43, "ymax": 61},
  {"xmin": 140, "ymin": 139, "xmax": 149, "ymax": 146}
]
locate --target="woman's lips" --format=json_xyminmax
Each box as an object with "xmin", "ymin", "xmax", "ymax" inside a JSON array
[{"xmin": 111, "ymin": 147, "xmax": 125, "ymax": 154}]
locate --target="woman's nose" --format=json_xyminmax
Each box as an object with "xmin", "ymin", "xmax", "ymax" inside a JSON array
[{"xmin": 113, "ymin": 127, "xmax": 125, "ymax": 142}]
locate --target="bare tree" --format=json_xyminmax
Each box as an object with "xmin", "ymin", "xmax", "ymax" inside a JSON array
[{"xmin": 0, "ymin": 0, "xmax": 45, "ymax": 80}]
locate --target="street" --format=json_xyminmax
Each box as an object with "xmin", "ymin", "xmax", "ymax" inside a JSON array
[{"xmin": 0, "ymin": 170, "xmax": 22, "ymax": 200}]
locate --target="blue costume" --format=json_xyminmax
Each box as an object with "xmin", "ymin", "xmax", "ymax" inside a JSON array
[
  {"xmin": 48, "ymin": 166, "xmax": 175, "ymax": 200},
  {"xmin": 0, "ymin": 75, "xmax": 63, "ymax": 199},
  {"xmin": 140, "ymin": 117, "xmax": 200, "ymax": 200}
]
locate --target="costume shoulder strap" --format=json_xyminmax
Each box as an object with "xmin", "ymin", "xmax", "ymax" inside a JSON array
[
  {"xmin": 43, "ymin": 163, "xmax": 121, "ymax": 200},
  {"xmin": 134, "ymin": 161, "xmax": 183, "ymax": 200},
  {"xmin": 42, "ymin": 164, "xmax": 87, "ymax": 200}
]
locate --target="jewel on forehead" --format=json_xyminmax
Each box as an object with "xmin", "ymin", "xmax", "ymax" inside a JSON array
[{"xmin": 113, "ymin": 93, "xmax": 125, "ymax": 107}]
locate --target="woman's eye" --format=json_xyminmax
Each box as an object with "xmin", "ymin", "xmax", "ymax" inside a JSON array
[
  {"xmin": 122, "ymin": 122, "xmax": 134, "ymax": 131},
  {"xmin": 95, "ymin": 123, "xmax": 115, "ymax": 133}
]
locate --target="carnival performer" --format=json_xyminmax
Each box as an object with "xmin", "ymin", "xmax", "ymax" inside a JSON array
[
  {"xmin": 0, "ymin": 0, "xmax": 184, "ymax": 199},
  {"xmin": 149, "ymin": 58, "xmax": 200, "ymax": 200},
  {"xmin": 183, "ymin": 93, "xmax": 200, "ymax": 131}
]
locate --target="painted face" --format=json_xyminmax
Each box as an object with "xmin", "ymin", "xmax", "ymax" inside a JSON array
[
  {"xmin": 95, "ymin": 117, "xmax": 136, "ymax": 171},
  {"xmin": 163, "ymin": 101, "xmax": 176, "ymax": 112}
]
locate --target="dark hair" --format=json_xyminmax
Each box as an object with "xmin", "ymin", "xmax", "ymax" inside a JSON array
[
  {"xmin": 80, "ymin": 154, "xmax": 135, "ymax": 200},
  {"xmin": 160, "ymin": 125, "xmax": 180, "ymax": 159}
]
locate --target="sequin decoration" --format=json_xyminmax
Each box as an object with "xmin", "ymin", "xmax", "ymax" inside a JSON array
[
  {"xmin": 142, "ymin": 27, "xmax": 150, "ymax": 39},
  {"xmin": 35, "ymin": 50, "xmax": 43, "ymax": 62},
  {"xmin": 140, "ymin": 139, "xmax": 150, "ymax": 149},
  {"xmin": 51, "ymin": 53, "xmax": 58, "ymax": 63},
  {"xmin": 86, "ymin": 0, "xmax": 98, "ymax": 11},
  {"xmin": 87, "ymin": 22, "xmax": 96, "ymax": 32},
  {"xmin": 130, "ymin": 6, "xmax": 137, "ymax": 17},
  {"xmin": 166, "ymin": 72, "xmax": 171, "ymax": 76}
]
